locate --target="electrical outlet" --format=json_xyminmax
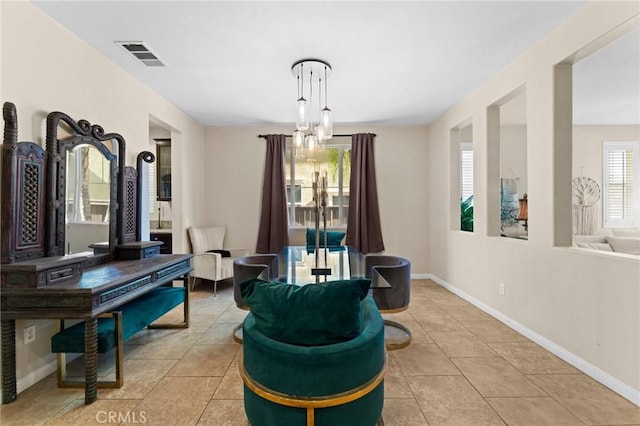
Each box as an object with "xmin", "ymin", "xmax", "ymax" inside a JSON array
[
  {"xmin": 24, "ymin": 324, "xmax": 36, "ymax": 344},
  {"xmin": 499, "ymin": 282, "xmax": 505, "ymax": 295}
]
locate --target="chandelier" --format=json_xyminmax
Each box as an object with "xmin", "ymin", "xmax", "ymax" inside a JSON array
[{"xmin": 291, "ymin": 59, "xmax": 333, "ymax": 157}]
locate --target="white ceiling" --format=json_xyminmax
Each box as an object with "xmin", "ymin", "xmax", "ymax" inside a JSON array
[{"xmin": 31, "ymin": 1, "xmax": 638, "ymax": 127}]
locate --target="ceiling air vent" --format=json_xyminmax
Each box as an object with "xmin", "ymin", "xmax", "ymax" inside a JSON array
[{"xmin": 116, "ymin": 41, "xmax": 166, "ymax": 67}]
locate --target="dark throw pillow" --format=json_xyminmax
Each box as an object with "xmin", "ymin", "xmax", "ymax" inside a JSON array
[
  {"xmin": 240, "ymin": 278, "xmax": 371, "ymax": 346},
  {"xmin": 206, "ymin": 249, "xmax": 231, "ymax": 257},
  {"xmin": 306, "ymin": 228, "xmax": 346, "ymax": 247}
]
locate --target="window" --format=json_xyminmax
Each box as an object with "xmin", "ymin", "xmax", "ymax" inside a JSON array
[
  {"xmin": 460, "ymin": 142, "xmax": 474, "ymax": 232},
  {"xmin": 603, "ymin": 141, "xmax": 639, "ymax": 228},
  {"xmin": 65, "ymin": 144, "xmax": 112, "ymax": 223},
  {"xmin": 286, "ymin": 184, "xmax": 302, "ymax": 205},
  {"xmin": 285, "ymin": 143, "xmax": 351, "ymax": 228},
  {"xmin": 460, "ymin": 142, "xmax": 474, "ymax": 201},
  {"xmin": 148, "ymin": 161, "xmax": 156, "ymax": 216}
]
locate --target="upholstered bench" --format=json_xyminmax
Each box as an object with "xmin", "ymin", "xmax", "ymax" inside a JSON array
[{"xmin": 51, "ymin": 285, "xmax": 189, "ymax": 388}]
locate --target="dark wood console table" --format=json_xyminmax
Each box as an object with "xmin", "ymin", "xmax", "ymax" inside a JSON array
[
  {"xmin": 1, "ymin": 253, "xmax": 192, "ymax": 405},
  {"xmin": 0, "ymin": 103, "xmax": 192, "ymax": 406}
]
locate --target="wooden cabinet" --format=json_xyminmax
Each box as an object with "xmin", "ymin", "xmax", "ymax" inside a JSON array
[
  {"xmin": 155, "ymin": 138, "xmax": 171, "ymax": 201},
  {"xmin": 150, "ymin": 232, "xmax": 172, "ymax": 254}
]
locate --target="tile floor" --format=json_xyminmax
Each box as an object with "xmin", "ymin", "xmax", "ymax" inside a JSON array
[{"xmin": 1, "ymin": 279, "xmax": 638, "ymax": 425}]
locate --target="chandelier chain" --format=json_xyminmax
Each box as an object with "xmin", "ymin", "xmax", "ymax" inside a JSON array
[
  {"xmin": 309, "ymin": 70, "xmax": 313, "ymax": 122},
  {"xmin": 324, "ymin": 66, "xmax": 328, "ymax": 109},
  {"xmin": 300, "ymin": 63, "xmax": 305, "ymax": 101}
]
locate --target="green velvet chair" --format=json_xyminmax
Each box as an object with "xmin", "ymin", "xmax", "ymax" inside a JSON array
[
  {"xmin": 239, "ymin": 280, "xmax": 386, "ymax": 426},
  {"xmin": 306, "ymin": 228, "xmax": 346, "ymax": 248}
]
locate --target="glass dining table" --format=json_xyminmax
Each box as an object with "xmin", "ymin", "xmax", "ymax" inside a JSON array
[
  {"xmin": 232, "ymin": 246, "xmax": 392, "ymax": 344},
  {"xmin": 276, "ymin": 246, "xmax": 390, "ymax": 288},
  {"xmin": 278, "ymin": 245, "xmax": 360, "ymax": 284},
  {"xmin": 274, "ymin": 246, "xmax": 409, "ymax": 350}
]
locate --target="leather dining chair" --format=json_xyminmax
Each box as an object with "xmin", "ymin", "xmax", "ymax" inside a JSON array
[
  {"xmin": 233, "ymin": 254, "xmax": 280, "ymax": 309},
  {"xmin": 232, "ymin": 254, "xmax": 279, "ymax": 342},
  {"xmin": 364, "ymin": 255, "xmax": 412, "ymax": 349}
]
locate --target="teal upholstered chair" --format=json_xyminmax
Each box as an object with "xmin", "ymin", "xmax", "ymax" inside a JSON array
[
  {"xmin": 306, "ymin": 228, "xmax": 345, "ymax": 248},
  {"xmin": 239, "ymin": 279, "xmax": 386, "ymax": 426}
]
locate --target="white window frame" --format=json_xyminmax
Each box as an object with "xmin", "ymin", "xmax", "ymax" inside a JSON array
[
  {"xmin": 460, "ymin": 142, "xmax": 474, "ymax": 202},
  {"xmin": 148, "ymin": 161, "xmax": 156, "ymax": 216},
  {"xmin": 602, "ymin": 141, "xmax": 639, "ymax": 228}
]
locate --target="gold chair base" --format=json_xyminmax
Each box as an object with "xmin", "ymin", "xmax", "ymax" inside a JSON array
[
  {"xmin": 231, "ymin": 304, "xmax": 249, "ymax": 344},
  {"xmin": 232, "ymin": 324, "xmax": 244, "ymax": 344},
  {"xmin": 239, "ymin": 351, "xmax": 387, "ymax": 426}
]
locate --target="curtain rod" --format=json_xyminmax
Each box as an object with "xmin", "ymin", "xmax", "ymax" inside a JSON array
[{"xmin": 258, "ymin": 133, "xmax": 376, "ymax": 139}]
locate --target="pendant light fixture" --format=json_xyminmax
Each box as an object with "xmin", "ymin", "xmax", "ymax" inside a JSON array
[
  {"xmin": 320, "ymin": 65, "xmax": 333, "ymax": 139},
  {"xmin": 291, "ymin": 59, "xmax": 332, "ymax": 157},
  {"xmin": 295, "ymin": 63, "xmax": 309, "ymax": 131},
  {"xmin": 315, "ymin": 76, "xmax": 326, "ymax": 148}
]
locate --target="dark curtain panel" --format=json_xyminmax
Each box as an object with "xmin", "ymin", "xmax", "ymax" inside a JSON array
[
  {"xmin": 346, "ymin": 133, "xmax": 385, "ymax": 253},
  {"xmin": 256, "ymin": 134, "xmax": 289, "ymax": 254}
]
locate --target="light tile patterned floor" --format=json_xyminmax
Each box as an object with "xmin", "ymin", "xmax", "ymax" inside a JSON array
[{"xmin": 1, "ymin": 279, "xmax": 638, "ymax": 425}]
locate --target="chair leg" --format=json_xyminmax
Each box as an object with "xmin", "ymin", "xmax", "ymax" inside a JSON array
[
  {"xmin": 213, "ymin": 280, "xmax": 217, "ymax": 297},
  {"xmin": 189, "ymin": 276, "xmax": 198, "ymax": 291}
]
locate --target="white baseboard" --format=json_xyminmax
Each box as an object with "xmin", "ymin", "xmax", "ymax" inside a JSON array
[
  {"xmin": 13, "ymin": 353, "xmax": 81, "ymax": 394},
  {"xmin": 16, "ymin": 362, "xmax": 57, "ymax": 394},
  {"xmin": 426, "ymin": 273, "xmax": 640, "ymax": 407},
  {"xmin": 411, "ymin": 273, "xmax": 431, "ymax": 280}
]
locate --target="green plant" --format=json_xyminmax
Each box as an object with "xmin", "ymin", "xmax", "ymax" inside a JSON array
[{"xmin": 460, "ymin": 195, "xmax": 474, "ymax": 232}]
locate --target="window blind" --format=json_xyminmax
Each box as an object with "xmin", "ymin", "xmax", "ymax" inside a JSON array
[
  {"xmin": 603, "ymin": 141, "xmax": 638, "ymax": 227},
  {"xmin": 460, "ymin": 142, "xmax": 474, "ymax": 202},
  {"xmin": 148, "ymin": 162, "xmax": 156, "ymax": 216}
]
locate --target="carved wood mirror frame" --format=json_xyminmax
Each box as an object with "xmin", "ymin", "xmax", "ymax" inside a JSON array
[
  {"xmin": 1, "ymin": 102, "xmax": 155, "ymax": 265},
  {"xmin": 45, "ymin": 112, "xmax": 126, "ymax": 257}
]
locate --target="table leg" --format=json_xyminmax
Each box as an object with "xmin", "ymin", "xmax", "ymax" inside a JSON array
[
  {"xmin": 84, "ymin": 317, "xmax": 98, "ymax": 404},
  {"xmin": 184, "ymin": 274, "xmax": 191, "ymax": 326},
  {"xmin": 1, "ymin": 319, "xmax": 17, "ymax": 403}
]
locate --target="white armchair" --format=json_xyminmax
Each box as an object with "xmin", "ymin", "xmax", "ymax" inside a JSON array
[{"xmin": 187, "ymin": 226, "xmax": 248, "ymax": 295}]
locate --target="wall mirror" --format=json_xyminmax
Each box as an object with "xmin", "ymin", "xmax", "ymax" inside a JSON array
[
  {"xmin": 64, "ymin": 142, "xmax": 116, "ymax": 254},
  {"xmin": 2, "ymin": 102, "xmax": 151, "ymax": 266},
  {"xmin": 46, "ymin": 112, "xmax": 125, "ymax": 257}
]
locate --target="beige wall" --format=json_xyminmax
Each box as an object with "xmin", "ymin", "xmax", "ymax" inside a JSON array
[
  {"xmin": 0, "ymin": 2, "xmax": 206, "ymax": 392},
  {"xmin": 427, "ymin": 1, "xmax": 639, "ymax": 403},
  {"xmin": 500, "ymin": 125, "xmax": 528, "ymax": 195},
  {"xmin": 204, "ymin": 125, "xmax": 430, "ymax": 274}
]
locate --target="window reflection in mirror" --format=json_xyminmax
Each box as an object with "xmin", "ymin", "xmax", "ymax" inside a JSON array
[
  {"xmin": 65, "ymin": 141, "xmax": 115, "ymax": 254},
  {"xmin": 572, "ymin": 28, "xmax": 639, "ymax": 253}
]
